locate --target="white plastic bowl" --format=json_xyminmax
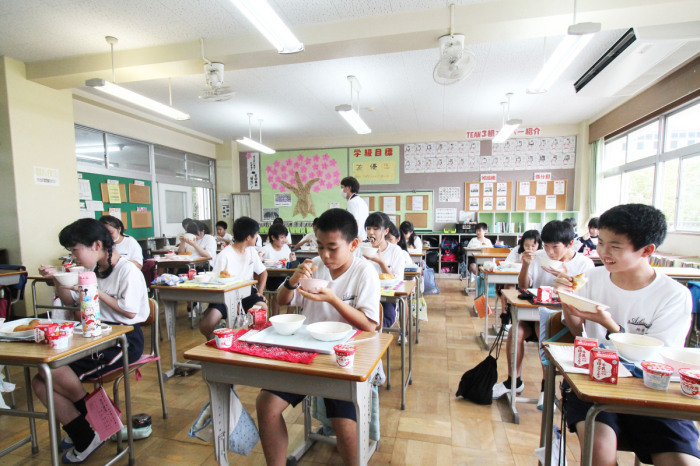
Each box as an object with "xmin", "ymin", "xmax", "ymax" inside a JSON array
[
  {"xmin": 193, "ymin": 273, "xmax": 213, "ymax": 283},
  {"xmin": 609, "ymin": 333, "xmax": 664, "ymax": 362},
  {"xmin": 299, "ymin": 278, "xmax": 329, "ymax": 293},
  {"xmin": 660, "ymin": 347, "xmax": 700, "ymax": 373},
  {"xmin": 269, "ymin": 314, "xmax": 305, "ymax": 335},
  {"xmin": 360, "ymin": 246, "xmax": 378, "ymax": 257},
  {"xmin": 263, "ymin": 259, "xmax": 278, "ymax": 267},
  {"xmin": 538, "ymin": 255, "xmax": 562, "ymax": 269},
  {"xmin": 558, "ymin": 290, "xmax": 609, "ymax": 313},
  {"xmin": 67, "ymin": 266, "xmax": 85, "ymax": 273},
  {"xmin": 307, "ymin": 321, "xmax": 352, "ymax": 341},
  {"xmin": 54, "ymin": 272, "xmax": 79, "ymax": 286}
]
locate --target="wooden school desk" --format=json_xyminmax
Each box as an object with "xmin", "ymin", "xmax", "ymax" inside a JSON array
[
  {"xmin": 294, "ymin": 248, "xmax": 318, "ymax": 261},
  {"xmin": 151, "ymin": 280, "xmax": 256, "ymax": 379},
  {"xmin": 404, "ymin": 268, "xmax": 424, "ymax": 344},
  {"xmin": 541, "ymin": 342, "xmax": 700, "ymax": 466},
  {"xmin": 479, "ymin": 269, "xmax": 519, "ymax": 347},
  {"xmin": 0, "ymin": 326, "xmax": 135, "ymax": 466},
  {"xmin": 501, "ymin": 289, "xmax": 558, "ymax": 424},
  {"xmin": 655, "ymin": 266, "xmax": 700, "ymax": 284},
  {"xmin": 153, "ymin": 256, "xmax": 210, "ymax": 274},
  {"xmin": 184, "ymin": 332, "xmax": 393, "ymax": 466},
  {"xmin": 381, "ymin": 279, "xmax": 416, "ymax": 410}
]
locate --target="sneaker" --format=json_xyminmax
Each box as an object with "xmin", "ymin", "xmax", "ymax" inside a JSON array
[
  {"xmin": 492, "ymin": 381, "xmax": 524, "ymax": 399},
  {"xmin": 61, "ymin": 433, "xmax": 104, "ymax": 464},
  {"xmin": 537, "ymin": 391, "xmax": 557, "ymax": 412},
  {"xmin": 59, "ymin": 435, "xmax": 73, "ymax": 451}
]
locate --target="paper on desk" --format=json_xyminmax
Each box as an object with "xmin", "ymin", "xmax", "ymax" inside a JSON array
[{"xmin": 547, "ymin": 345, "xmax": 632, "ymax": 377}]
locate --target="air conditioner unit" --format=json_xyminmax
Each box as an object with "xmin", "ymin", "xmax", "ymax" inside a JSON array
[{"xmin": 574, "ymin": 22, "xmax": 700, "ymax": 97}]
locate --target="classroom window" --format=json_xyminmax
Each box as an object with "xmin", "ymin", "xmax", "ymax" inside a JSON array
[
  {"xmin": 106, "ymin": 134, "xmax": 149, "ymax": 173},
  {"xmin": 154, "ymin": 146, "xmax": 187, "ymax": 178},
  {"xmin": 600, "ymin": 99, "xmax": 700, "ymax": 232},
  {"xmin": 187, "ymin": 155, "xmax": 213, "ymax": 182},
  {"xmin": 75, "ymin": 126, "xmax": 106, "ymax": 167}
]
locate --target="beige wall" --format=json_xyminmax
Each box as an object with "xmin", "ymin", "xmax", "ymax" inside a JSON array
[{"xmin": 0, "ymin": 56, "xmax": 78, "ymax": 315}]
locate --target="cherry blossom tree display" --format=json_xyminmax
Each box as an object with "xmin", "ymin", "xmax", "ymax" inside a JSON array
[{"xmin": 262, "ymin": 149, "xmax": 347, "ymax": 219}]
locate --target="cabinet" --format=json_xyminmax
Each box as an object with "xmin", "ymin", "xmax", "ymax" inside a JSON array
[{"xmin": 477, "ymin": 211, "xmax": 578, "ymax": 234}]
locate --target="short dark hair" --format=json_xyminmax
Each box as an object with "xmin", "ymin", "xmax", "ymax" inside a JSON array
[
  {"xmin": 365, "ymin": 212, "xmax": 390, "ymax": 230},
  {"xmin": 518, "ymin": 229, "xmax": 543, "ymax": 254},
  {"xmin": 268, "ymin": 223, "xmax": 288, "ymax": 241},
  {"xmin": 475, "ymin": 222, "xmax": 488, "ymax": 232},
  {"xmin": 99, "ymin": 215, "xmax": 125, "ymax": 235},
  {"xmin": 541, "ymin": 220, "xmax": 575, "ymax": 244},
  {"xmin": 387, "ymin": 222, "xmax": 400, "ymax": 239},
  {"xmin": 232, "ymin": 216, "xmax": 259, "ymax": 243},
  {"xmin": 316, "ymin": 208, "xmax": 357, "ymax": 243},
  {"xmin": 197, "ymin": 221, "xmax": 210, "ymax": 235},
  {"xmin": 599, "ymin": 204, "xmax": 666, "ymax": 250},
  {"xmin": 185, "ymin": 222, "xmax": 200, "ymax": 235},
  {"xmin": 272, "ymin": 217, "xmax": 284, "ymax": 225},
  {"xmin": 588, "ymin": 217, "xmax": 600, "ymax": 229},
  {"xmin": 216, "ymin": 220, "xmax": 228, "ymax": 230},
  {"xmin": 182, "ymin": 218, "xmax": 194, "ymax": 228},
  {"xmin": 59, "ymin": 219, "xmax": 115, "ymax": 279},
  {"xmin": 312, "ymin": 217, "xmax": 319, "ymax": 227},
  {"xmin": 340, "ymin": 176, "xmax": 360, "ymax": 194},
  {"xmin": 563, "ymin": 217, "xmax": 577, "ymax": 229}
]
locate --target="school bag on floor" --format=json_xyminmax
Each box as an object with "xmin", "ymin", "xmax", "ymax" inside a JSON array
[
  {"xmin": 422, "ymin": 262, "xmax": 440, "ymax": 295},
  {"xmin": 456, "ymin": 319, "xmax": 506, "ymax": 404}
]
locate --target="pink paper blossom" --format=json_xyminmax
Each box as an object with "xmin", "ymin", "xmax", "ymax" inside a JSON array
[{"xmin": 274, "ymin": 160, "xmax": 280, "ymax": 167}]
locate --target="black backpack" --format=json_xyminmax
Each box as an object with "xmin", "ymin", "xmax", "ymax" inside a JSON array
[
  {"xmin": 456, "ymin": 320, "xmax": 506, "ymax": 405},
  {"xmin": 425, "ymin": 250, "xmax": 439, "ymax": 268}
]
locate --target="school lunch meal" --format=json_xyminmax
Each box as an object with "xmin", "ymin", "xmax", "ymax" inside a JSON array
[
  {"xmin": 379, "ymin": 273, "xmax": 395, "ymax": 280},
  {"xmin": 572, "ymin": 273, "xmax": 588, "ymax": 290}
]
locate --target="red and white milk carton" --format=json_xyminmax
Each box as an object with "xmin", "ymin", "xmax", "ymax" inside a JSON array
[
  {"xmin": 248, "ymin": 305, "xmax": 267, "ymax": 329},
  {"xmin": 34, "ymin": 323, "xmax": 59, "ymax": 344},
  {"xmin": 589, "ymin": 347, "xmax": 619, "ymax": 384},
  {"xmin": 537, "ymin": 286, "xmax": 554, "ymax": 303},
  {"xmin": 573, "ymin": 337, "xmax": 598, "ymax": 369}
]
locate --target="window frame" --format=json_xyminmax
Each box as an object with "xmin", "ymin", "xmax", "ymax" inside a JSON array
[{"xmin": 599, "ymin": 98, "xmax": 700, "ymax": 233}]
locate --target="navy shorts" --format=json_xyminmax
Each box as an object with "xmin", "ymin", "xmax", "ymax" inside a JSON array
[
  {"xmin": 562, "ymin": 381, "xmax": 700, "ymax": 464},
  {"xmin": 383, "ymin": 302, "xmax": 397, "ymax": 328},
  {"xmin": 69, "ymin": 323, "xmax": 144, "ymax": 381},
  {"xmin": 208, "ymin": 287, "xmax": 265, "ymax": 319},
  {"xmin": 263, "ymin": 389, "xmax": 356, "ymax": 421}
]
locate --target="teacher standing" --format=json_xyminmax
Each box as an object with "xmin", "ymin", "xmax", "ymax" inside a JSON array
[{"xmin": 341, "ymin": 176, "xmax": 368, "ymax": 241}]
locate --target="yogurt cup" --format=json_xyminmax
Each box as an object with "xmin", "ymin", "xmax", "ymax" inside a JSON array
[
  {"xmin": 640, "ymin": 361, "xmax": 673, "ymax": 390},
  {"xmin": 333, "ymin": 344, "xmax": 356, "ymax": 368},
  {"xmin": 679, "ymin": 369, "xmax": 700, "ymax": 399},
  {"xmin": 213, "ymin": 328, "xmax": 235, "ymax": 349},
  {"xmin": 48, "ymin": 333, "xmax": 71, "ymax": 350}
]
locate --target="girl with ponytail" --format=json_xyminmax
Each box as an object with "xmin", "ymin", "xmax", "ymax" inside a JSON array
[{"xmin": 35, "ymin": 218, "xmax": 148, "ymax": 463}]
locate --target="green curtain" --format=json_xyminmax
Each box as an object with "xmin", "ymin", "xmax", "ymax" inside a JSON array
[{"xmin": 589, "ymin": 138, "xmax": 604, "ymax": 215}]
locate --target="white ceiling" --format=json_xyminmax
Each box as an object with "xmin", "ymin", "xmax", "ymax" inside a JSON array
[{"xmin": 1, "ymin": 0, "xmax": 698, "ymax": 146}]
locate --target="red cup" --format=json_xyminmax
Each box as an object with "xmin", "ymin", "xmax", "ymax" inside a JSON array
[
  {"xmin": 679, "ymin": 369, "xmax": 700, "ymax": 398},
  {"xmin": 213, "ymin": 328, "xmax": 235, "ymax": 349},
  {"xmin": 333, "ymin": 344, "xmax": 357, "ymax": 368},
  {"xmin": 187, "ymin": 269, "xmax": 196, "ymax": 280}
]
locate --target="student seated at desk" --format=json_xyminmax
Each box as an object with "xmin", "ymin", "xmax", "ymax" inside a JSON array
[
  {"xmin": 295, "ymin": 217, "xmax": 318, "ymax": 249},
  {"xmin": 387, "ymin": 222, "xmax": 413, "ymax": 267},
  {"xmin": 492, "ymin": 221, "xmax": 593, "ymax": 406},
  {"xmin": 554, "ymin": 204, "xmax": 699, "ymax": 466},
  {"xmin": 271, "ymin": 216, "xmax": 293, "ymax": 245},
  {"xmin": 577, "ymin": 216, "xmax": 600, "ymax": 253},
  {"xmin": 466, "ymin": 223, "xmax": 494, "ymax": 279},
  {"xmin": 498, "ymin": 229, "xmax": 542, "ymax": 313},
  {"xmin": 36, "ymin": 218, "xmax": 148, "ymax": 463},
  {"xmin": 257, "ymin": 208, "xmax": 379, "ymax": 466},
  {"xmin": 215, "ymin": 220, "xmax": 233, "ymax": 246},
  {"xmin": 363, "ymin": 212, "xmax": 406, "ymax": 328},
  {"xmin": 261, "ymin": 223, "xmax": 294, "ymax": 264},
  {"xmin": 99, "ymin": 215, "xmax": 143, "ymax": 269},
  {"xmin": 400, "ymin": 220, "xmax": 422, "ymax": 251},
  {"xmin": 199, "ymin": 217, "xmax": 268, "ymax": 339},
  {"xmin": 178, "ymin": 220, "xmax": 217, "ymax": 269}
]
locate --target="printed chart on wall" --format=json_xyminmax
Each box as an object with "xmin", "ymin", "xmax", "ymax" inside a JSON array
[
  {"xmin": 261, "ymin": 148, "xmax": 347, "ymax": 221},
  {"xmin": 516, "ymin": 179, "xmax": 567, "ymax": 211},
  {"xmin": 360, "ymin": 191, "xmax": 433, "ymax": 231},
  {"xmin": 350, "ymin": 146, "xmax": 399, "ymax": 184}
]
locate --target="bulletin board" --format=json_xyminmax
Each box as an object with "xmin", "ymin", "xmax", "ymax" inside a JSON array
[
  {"xmin": 260, "ymin": 148, "xmax": 348, "ymax": 221},
  {"xmin": 516, "ymin": 179, "xmax": 568, "ymax": 211},
  {"xmin": 464, "ymin": 181, "xmax": 512, "ymax": 212},
  {"xmin": 78, "ymin": 172, "xmax": 154, "ymax": 238},
  {"xmin": 360, "ymin": 190, "xmax": 433, "ymax": 231}
]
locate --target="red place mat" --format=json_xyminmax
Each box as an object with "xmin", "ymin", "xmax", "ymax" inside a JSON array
[{"xmin": 206, "ymin": 327, "xmax": 319, "ymax": 364}]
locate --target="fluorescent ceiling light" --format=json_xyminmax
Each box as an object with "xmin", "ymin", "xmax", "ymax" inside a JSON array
[
  {"xmin": 236, "ymin": 136, "xmax": 276, "ymax": 154},
  {"xmin": 335, "ymin": 104, "xmax": 371, "ymax": 135},
  {"xmin": 230, "ymin": 0, "xmax": 304, "ymax": 54},
  {"xmin": 492, "ymin": 119, "xmax": 522, "ymax": 144},
  {"xmin": 76, "ymin": 145, "xmax": 122, "ymax": 154},
  {"xmin": 527, "ymin": 22, "xmax": 601, "ymax": 93},
  {"xmin": 85, "ymin": 78, "xmax": 190, "ymax": 120}
]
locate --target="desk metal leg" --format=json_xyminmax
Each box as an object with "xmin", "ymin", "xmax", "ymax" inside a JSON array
[
  {"xmin": 407, "ymin": 297, "xmax": 413, "ymax": 387},
  {"xmin": 399, "ymin": 299, "xmax": 406, "ymax": 410},
  {"xmin": 24, "ymin": 367, "xmax": 39, "ymax": 453},
  {"xmin": 541, "ymin": 361, "xmax": 556, "ymax": 466},
  {"xmin": 206, "ymin": 381, "xmax": 231, "ymax": 466},
  {"xmin": 39, "ymin": 364, "xmax": 59, "ymax": 466},
  {"xmin": 31, "ymin": 280, "xmax": 39, "ymax": 318},
  {"xmin": 582, "ymin": 404, "xmax": 606, "ymax": 466},
  {"xmin": 480, "ymin": 273, "xmax": 496, "ymax": 349},
  {"xmin": 162, "ymin": 299, "xmax": 200, "ymax": 380},
  {"xmin": 353, "ymin": 379, "xmax": 375, "ymax": 464},
  {"xmin": 120, "ymin": 334, "xmax": 135, "ymax": 465},
  {"xmin": 507, "ymin": 303, "xmax": 520, "ymax": 424}
]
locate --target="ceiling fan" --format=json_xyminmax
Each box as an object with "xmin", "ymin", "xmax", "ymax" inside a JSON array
[
  {"xmin": 198, "ymin": 38, "xmax": 235, "ymax": 102},
  {"xmin": 433, "ymin": 4, "xmax": 476, "ymax": 85}
]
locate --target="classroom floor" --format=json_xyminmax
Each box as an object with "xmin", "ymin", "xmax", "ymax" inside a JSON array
[{"xmin": 0, "ymin": 278, "xmax": 641, "ymax": 465}]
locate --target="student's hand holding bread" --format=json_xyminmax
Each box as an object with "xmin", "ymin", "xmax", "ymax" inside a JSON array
[{"xmin": 552, "ymin": 263, "xmax": 573, "ymax": 293}]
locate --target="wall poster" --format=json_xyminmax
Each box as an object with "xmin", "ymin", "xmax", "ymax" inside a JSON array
[{"xmin": 350, "ymin": 146, "xmax": 399, "ymax": 184}]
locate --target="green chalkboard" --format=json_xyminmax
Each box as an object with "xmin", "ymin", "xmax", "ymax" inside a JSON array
[{"xmin": 78, "ymin": 172, "xmax": 154, "ymax": 239}]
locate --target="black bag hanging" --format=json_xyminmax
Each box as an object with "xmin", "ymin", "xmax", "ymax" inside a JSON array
[{"xmin": 455, "ymin": 318, "xmax": 507, "ymax": 405}]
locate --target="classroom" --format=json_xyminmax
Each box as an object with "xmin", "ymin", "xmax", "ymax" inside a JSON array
[{"xmin": 1, "ymin": 1, "xmax": 700, "ymax": 465}]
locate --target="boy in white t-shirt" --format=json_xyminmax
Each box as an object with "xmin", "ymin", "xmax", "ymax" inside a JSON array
[
  {"xmin": 178, "ymin": 220, "xmax": 217, "ymax": 268},
  {"xmin": 261, "ymin": 223, "xmax": 294, "ymax": 264},
  {"xmin": 257, "ymin": 208, "xmax": 379, "ymax": 466},
  {"xmin": 554, "ymin": 204, "xmax": 698, "ymax": 465},
  {"xmin": 466, "ymin": 223, "xmax": 494, "ymax": 278},
  {"xmin": 198, "ymin": 217, "xmax": 268, "ymax": 339},
  {"xmin": 295, "ymin": 217, "xmax": 319, "ymax": 249},
  {"xmin": 492, "ymin": 221, "xmax": 594, "ymax": 404},
  {"xmin": 215, "ymin": 220, "xmax": 233, "ymax": 246}
]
